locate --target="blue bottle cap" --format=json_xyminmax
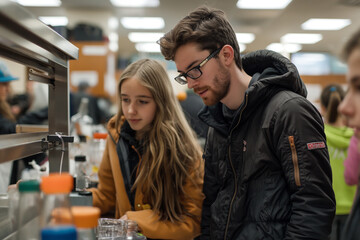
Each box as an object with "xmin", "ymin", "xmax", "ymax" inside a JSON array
[{"xmin": 41, "ymin": 226, "xmax": 77, "ymax": 240}]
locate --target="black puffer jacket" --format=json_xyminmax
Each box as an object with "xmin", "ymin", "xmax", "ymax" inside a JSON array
[{"xmin": 199, "ymin": 50, "xmax": 335, "ymax": 240}]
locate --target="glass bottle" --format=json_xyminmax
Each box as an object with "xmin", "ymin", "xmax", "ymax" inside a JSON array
[
  {"xmin": 71, "ymin": 206, "xmax": 100, "ymax": 240},
  {"xmin": 70, "ymin": 97, "xmax": 94, "ymax": 142},
  {"xmin": 40, "ymin": 173, "xmax": 75, "ymax": 238},
  {"xmin": 89, "ymin": 132, "xmax": 108, "ymax": 185},
  {"xmin": 16, "ymin": 180, "xmax": 42, "ymax": 240},
  {"xmin": 74, "ymin": 155, "xmax": 89, "ymax": 192},
  {"xmin": 125, "ymin": 220, "xmax": 147, "ymax": 240}
]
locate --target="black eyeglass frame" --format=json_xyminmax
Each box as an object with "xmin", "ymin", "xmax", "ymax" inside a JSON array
[{"xmin": 174, "ymin": 47, "xmax": 222, "ymax": 85}]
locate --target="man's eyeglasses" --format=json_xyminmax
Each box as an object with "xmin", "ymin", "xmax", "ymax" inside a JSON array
[{"xmin": 174, "ymin": 47, "xmax": 222, "ymax": 85}]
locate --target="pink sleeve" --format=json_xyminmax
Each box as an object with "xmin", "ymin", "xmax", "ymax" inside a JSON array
[{"xmin": 344, "ymin": 135, "xmax": 360, "ymax": 185}]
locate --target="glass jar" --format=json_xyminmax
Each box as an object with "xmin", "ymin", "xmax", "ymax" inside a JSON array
[{"xmin": 74, "ymin": 155, "xmax": 90, "ymax": 192}]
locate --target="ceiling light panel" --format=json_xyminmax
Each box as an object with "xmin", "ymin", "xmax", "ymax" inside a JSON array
[
  {"xmin": 135, "ymin": 43, "xmax": 160, "ymax": 52},
  {"xmin": 238, "ymin": 43, "xmax": 246, "ymax": 52},
  {"xmin": 301, "ymin": 18, "xmax": 351, "ymax": 30},
  {"xmin": 121, "ymin": 17, "xmax": 164, "ymax": 29},
  {"xmin": 237, "ymin": 0, "xmax": 292, "ymax": 9},
  {"xmin": 12, "ymin": 0, "xmax": 61, "ymax": 7},
  {"xmin": 110, "ymin": 0, "xmax": 159, "ymax": 7},
  {"xmin": 128, "ymin": 32, "xmax": 164, "ymax": 43},
  {"xmin": 39, "ymin": 16, "xmax": 68, "ymax": 26},
  {"xmin": 236, "ymin": 33, "xmax": 255, "ymax": 44},
  {"xmin": 266, "ymin": 43, "xmax": 302, "ymax": 53},
  {"xmin": 281, "ymin": 33, "xmax": 323, "ymax": 44}
]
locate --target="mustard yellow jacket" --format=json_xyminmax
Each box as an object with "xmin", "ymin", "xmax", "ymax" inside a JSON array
[{"xmin": 90, "ymin": 117, "xmax": 204, "ymax": 239}]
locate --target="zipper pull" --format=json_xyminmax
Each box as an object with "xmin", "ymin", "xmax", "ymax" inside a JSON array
[{"xmin": 243, "ymin": 140, "xmax": 247, "ymax": 152}]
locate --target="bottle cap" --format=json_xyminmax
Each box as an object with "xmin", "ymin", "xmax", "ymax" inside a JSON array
[
  {"xmin": 18, "ymin": 180, "xmax": 40, "ymax": 192},
  {"xmin": 71, "ymin": 206, "xmax": 100, "ymax": 228},
  {"xmin": 93, "ymin": 132, "xmax": 108, "ymax": 139},
  {"xmin": 74, "ymin": 155, "xmax": 86, "ymax": 162},
  {"xmin": 41, "ymin": 173, "xmax": 73, "ymax": 194},
  {"xmin": 41, "ymin": 226, "xmax": 77, "ymax": 240}
]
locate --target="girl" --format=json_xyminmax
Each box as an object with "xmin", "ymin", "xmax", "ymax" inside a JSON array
[
  {"xmin": 320, "ymin": 84, "xmax": 356, "ymax": 240},
  {"xmin": 90, "ymin": 59, "xmax": 204, "ymax": 239}
]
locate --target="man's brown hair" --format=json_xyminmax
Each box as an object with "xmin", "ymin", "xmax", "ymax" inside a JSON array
[
  {"xmin": 342, "ymin": 28, "xmax": 360, "ymax": 61},
  {"xmin": 159, "ymin": 6, "xmax": 243, "ymax": 70}
]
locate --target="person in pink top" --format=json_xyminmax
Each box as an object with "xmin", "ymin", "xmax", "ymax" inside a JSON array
[{"xmin": 344, "ymin": 131, "xmax": 360, "ymax": 186}]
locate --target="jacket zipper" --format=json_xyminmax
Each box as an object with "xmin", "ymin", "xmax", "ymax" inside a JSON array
[
  {"xmin": 223, "ymin": 93, "xmax": 248, "ymax": 240},
  {"xmin": 288, "ymin": 136, "xmax": 301, "ymax": 187}
]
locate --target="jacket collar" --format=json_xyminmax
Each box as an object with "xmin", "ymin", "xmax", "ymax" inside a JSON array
[{"xmin": 198, "ymin": 50, "xmax": 307, "ymax": 133}]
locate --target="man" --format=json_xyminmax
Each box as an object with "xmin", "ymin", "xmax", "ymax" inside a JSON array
[
  {"xmin": 159, "ymin": 6, "xmax": 335, "ymax": 240},
  {"xmin": 339, "ymin": 28, "xmax": 360, "ymax": 240}
]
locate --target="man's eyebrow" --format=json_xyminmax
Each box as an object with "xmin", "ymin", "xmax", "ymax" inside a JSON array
[{"xmin": 177, "ymin": 59, "xmax": 200, "ymax": 73}]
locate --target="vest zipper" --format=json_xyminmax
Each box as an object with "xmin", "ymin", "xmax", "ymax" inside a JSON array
[
  {"xmin": 223, "ymin": 93, "xmax": 248, "ymax": 240},
  {"xmin": 288, "ymin": 136, "xmax": 301, "ymax": 187}
]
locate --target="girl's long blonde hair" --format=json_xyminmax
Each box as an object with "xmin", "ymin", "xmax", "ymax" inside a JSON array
[{"xmin": 115, "ymin": 59, "xmax": 203, "ymax": 222}]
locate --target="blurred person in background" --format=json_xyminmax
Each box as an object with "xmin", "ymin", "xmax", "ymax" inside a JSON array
[
  {"xmin": 320, "ymin": 84, "xmax": 356, "ymax": 240},
  {"xmin": 70, "ymin": 81, "xmax": 113, "ymax": 125},
  {"xmin": 339, "ymin": 28, "xmax": 360, "ymax": 240},
  {"xmin": 177, "ymin": 90, "xmax": 208, "ymax": 148},
  {"xmin": 0, "ymin": 61, "xmax": 47, "ymax": 193},
  {"xmin": 89, "ymin": 59, "xmax": 204, "ymax": 239}
]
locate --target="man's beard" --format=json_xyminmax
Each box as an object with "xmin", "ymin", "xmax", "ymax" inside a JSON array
[{"xmin": 201, "ymin": 66, "xmax": 230, "ymax": 106}]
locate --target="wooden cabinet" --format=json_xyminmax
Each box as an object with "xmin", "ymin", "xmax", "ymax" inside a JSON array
[{"xmin": 69, "ymin": 41, "xmax": 117, "ymax": 99}]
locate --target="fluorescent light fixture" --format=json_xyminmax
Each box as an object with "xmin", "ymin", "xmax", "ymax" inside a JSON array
[
  {"xmin": 110, "ymin": 0, "xmax": 159, "ymax": 7},
  {"xmin": 238, "ymin": 43, "xmax": 246, "ymax": 52},
  {"xmin": 135, "ymin": 43, "xmax": 160, "ymax": 52},
  {"xmin": 109, "ymin": 33, "xmax": 119, "ymax": 43},
  {"xmin": 236, "ymin": 33, "xmax": 255, "ymax": 44},
  {"xmin": 266, "ymin": 43, "xmax": 302, "ymax": 53},
  {"xmin": 39, "ymin": 16, "xmax": 68, "ymax": 26},
  {"xmin": 108, "ymin": 17, "xmax": 119, "ymax": 30},
  {"xmin": 301, "ymin": 18, "xmax": 351, "ymax": 30},
  {"xmin": 128, "ymin": 32, "xmax": 164, "ymax": 43},
  {"xmin": 237, "ymin": 0, "xmax": 292, "ymax": 9},
  {"xmin": 109, "ymin": 42, "xmax": 119, "ymax": 52},
  {"xmin": 281, "ymin": 33, "xmax": 322, "ymax": 44},
  {"xmin": 12, "ymin": 0, "xmax": 61, "ymax": 7},
  {"xmin": 121, "ymin": 17, "xmax": 164, "ymax": 29}
]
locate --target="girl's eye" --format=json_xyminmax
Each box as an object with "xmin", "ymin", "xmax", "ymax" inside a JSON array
[
  {"xmin": 122, "ymin": 98, "xmax": 130, "ymax": 103},
  {"xmin": 139, "ymin": 100, "xmax": 149, "ymax": 104}
]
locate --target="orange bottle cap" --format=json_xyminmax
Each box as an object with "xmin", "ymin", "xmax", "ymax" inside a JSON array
[
  {"xmin": 41, "ymin": 173, "xmax": 73, "ymax": 194},
  {"xmin": 93, "ymin": 132, "xmax": 108, "ymax": 139},
  {"xmin": 71, "ymin": 206, "xmax": 101, "ymax": 228}
]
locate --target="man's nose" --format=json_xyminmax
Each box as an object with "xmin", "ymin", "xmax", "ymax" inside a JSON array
[{"xmin": 187, "ymin": 77, "xmax": 198, "ymax": 89}]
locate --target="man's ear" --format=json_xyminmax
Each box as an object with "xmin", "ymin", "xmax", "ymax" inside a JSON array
[{"xmin": 220, "ymin": 45, "xmax": 235, "ymax": 66}]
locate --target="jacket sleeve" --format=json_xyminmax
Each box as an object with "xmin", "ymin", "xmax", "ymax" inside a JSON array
[
  {"xmin": 344, "ymin": 135, "xmax": 360, "ymax": 186},
  {"xmin": 199, "ymin": 128, "xmax": 220, "ymax": 239},
  {"xmin": 89, "ymin": 139, "xmax": 117, "ymax": 215},
  {"xmin": 126, "ymin": 158, "xmax": 204, "ymax": 240},
  {"xmin": 272, "ymin": 97, "xmax": 335, "ymax": 240}
]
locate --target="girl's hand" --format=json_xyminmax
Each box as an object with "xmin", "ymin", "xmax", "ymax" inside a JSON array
[{"xmin": 120, "ymin": 214, "xmax": 128, "ymax": 220}]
